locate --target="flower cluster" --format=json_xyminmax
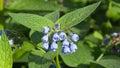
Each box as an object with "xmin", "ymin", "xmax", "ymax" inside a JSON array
[{"xmin": 41, "ymin": 24, "xmax": 79, "ymax": 54}]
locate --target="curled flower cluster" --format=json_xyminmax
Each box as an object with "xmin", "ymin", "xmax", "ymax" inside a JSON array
[{"xmin": 41, "ymin": 24, "xmax": 79, "ymax": 54}]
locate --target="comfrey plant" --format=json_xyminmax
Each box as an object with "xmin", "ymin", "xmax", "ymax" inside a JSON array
[{"xmin": 41, "ymin": 24, "xmax": 79, "ymax": 54}]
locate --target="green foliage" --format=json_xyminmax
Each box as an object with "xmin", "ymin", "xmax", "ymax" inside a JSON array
[
  {"xmin": 0, "ymin": 32, "xmax": 12, "ymax": 68},
  {"xmin": 56, "ymin": 1, "xmax": 101, "ymax": 30},
  {"xmin": 8, "ymin": 13, "xmax": 54, "ymax": 31},
  {"xmin": 6, "ymin": 0, "xmax": 67, "ymax": 11},
  {"xmin": 28, "ymin": 50, "xmax": 56, "ymax": 68}
]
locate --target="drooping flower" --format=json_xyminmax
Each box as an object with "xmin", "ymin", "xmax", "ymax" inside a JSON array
[
  {"xmin": 42, "ymin": 42, "xmax": 49, "ymax": 50},
  {"xmin": 59, "ymin": 32, "xmax": 67, "ymax": 40},
  {"xmin": 112, "ymin": 32, "xmax": 118, "ymax": 37},
  {"xmin": 52, "ymin": 32, "xmax": 60, "ymax": 41},
  {"xmin": 62, "ymin": 39, "xmax": 69, "ymax": 47},
  {"xmin": 50, "ymin": 41, "xmax": 58, "ymax": 51},
  {"xmin": 69, "ymin": 32, "xmax": 73, "ymax": 37},
  {"xmin": 71, "ymin": 34, "xmax": 79, "ymax": 42},
  {"xmin": 42, "ymin": 27, "xmax": 50, "ymax": 34},
  {"xmin": 69, "ymin": 42, "xmax": 77, "ymax": 53},
  {"xmin": 62, "ymin": 46, "xmax": 70, "ymax": 54},
  {"xmin": 41, "ymin": 34, "xmax": 49, "ymax": 43}
]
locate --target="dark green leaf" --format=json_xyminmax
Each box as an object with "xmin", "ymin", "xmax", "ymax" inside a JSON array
[
  {"xmin": 0, "ymin": 32, "xmax": 13, "ymax": 68},
  {"xmin": 28, "ymin": 50, "xmax": 56, "ymax": 68},
  {"xmin": 9, "ymin": 13, "xmax": 54, "ymax": 31},
  {"xmin": 56, "ymin": 1, "xmax": 101, "ymax": 30}
]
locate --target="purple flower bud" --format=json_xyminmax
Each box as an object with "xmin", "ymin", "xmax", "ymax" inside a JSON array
[
  {"xmin": 41, "ymin": 34, "xmax": 49, "ymax": 43},
  {"xmin": 50, "ymin": 41, "xmax": 58, "ymax": 51},
  {"xmin": 112, "ymin": 32, "xmax": 118, "ymax": 37},
  {"xmin": 62, "ymin": 46, "xmax": 70, "ymax": 54},
  {"xmin": 42, "ymin": 27, "xmax": 50, "ymax": 34},
  {"xmin": 0, "ymin": 30, "xmax": 2, "ymax": 35},
  {"xmin": 42, "ymin": 42, "xmax": 49, "ymax": 50},
  {"xmin": 70, "ymin": 42, "xmax": 77, "ymax": 53},
  {"xmin": 71, "ymin": 34, "xmax": 79, "ymax": 42},
  {"xmin": 62, "ymin": 39, "xmax": 69, "ymax": 47},
  {"xmin": 54, "ymin": 24, "xmax": 60, "ymax": 29},
  {"xmin": 59, "ymin": 32, "xmax": 67, "ymax": 40},
  {"xmin": 9, "ymin": 39, "xmax": 14, "ymax": 45},
  {"xmin": 52, "ymin": 32, "xmax": 60, "ymax": 41},
  {"xmin": 69, "ymin": 32, "xmax": 73, "ymax": 37}
]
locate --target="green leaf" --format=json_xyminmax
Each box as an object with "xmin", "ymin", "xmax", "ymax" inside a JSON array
[
  {"xmin": 13, "ymin": 41, "xmax": 34, "ymax": 61},
  {"xmin": 92, "ymin": 55, "xmax": 120, "ymax": 68},
  {"xmin": 6, "ymin": 0, "xmax": 67, "ymax": 11},
  {"xmin": 56, "ymin": 1, "xmax": 101, "ymax": 30},
  {"xmin": 45, "ymin": 10, "xmax": 60, "ymax": 23},
  {"xmin": 28, "ymin": 50, "xmax": 56, "ymax": 68},
  {"xmin": 60, "ymin": 42, "xmax": 94, "ymax": 67},
  {"xmin": 93, "ymin": 31, "xmax": 103, "ymax": 40},
  {"xmin": 9, "ymin": 13, "xmax": 54, "ymax": 31},
  {"xmin": 0, "ymin": 0, "xmax": 3, "ymax": 11},
  {"xmin": 0, "ymin": 31, "xmax": 13, "ymax": 68}
]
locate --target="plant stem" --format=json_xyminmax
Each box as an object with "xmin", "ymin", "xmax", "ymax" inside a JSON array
[{"xmin": 56, "ymin": 50, "xmax": 60, "ymax": 68}]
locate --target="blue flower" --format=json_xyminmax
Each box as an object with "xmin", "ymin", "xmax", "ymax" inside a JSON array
[
  {"xmin": 71, "ymin": 34, "xmax": 79, "ymax": 42},
  {"xmin": 0, "ymin": 30, "xmax": 9, "ymax": 35},
  {"xmin": 59, "ymin": 32, "xmax": 67, "ymax": 40},
  {"xmin": 42, "ymin": 27, "xmax": 50, "ymax": 34},
  {"xmin": 69, "ymin": 32, "xmax": 73, "ymax": 37},
  {"xmin": 42, "ymin": 42, "xmax": 49, "ymax": 50},
  {"xmin": 69, "ymin": 42, "xmax": 77, "ymax": 53},
  {"xmin": 52, "ymin": 32, "xmax": 60, "ymax": 41},
  {"xmin": 54, "ymin": 24, "xmax": 60, "ymax": 29},
  {"xmin": 0, "ymin": 30, "xmax": 2, "ymax": 35},
  {"xmin": 41, "ymin": 34, "xmax": 49, "ymax": 43},
  {"xmin": 50, "ymin": 41, "xmax": 58, "ymax": 51},
  {"xmin": 62, "ymin": 46, "xmax": 70, "ymax": 54},
  {"xmin": 62, "ymin": 39, "xmax": 69, "ymax": 47}
]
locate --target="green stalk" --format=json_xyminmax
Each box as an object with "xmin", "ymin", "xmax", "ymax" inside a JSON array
[
  {"xmin": 0, "ymin": 0, "xmax": 3, "ymax": 11},
  {"xmin": 0, "ymin": 0, "xmax": 4, "ymax": 30},
  {"xmin": 56, "ymin": 50, "xmax": 60, "ymax": 68}
]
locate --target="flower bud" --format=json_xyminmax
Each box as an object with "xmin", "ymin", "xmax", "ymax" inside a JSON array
[
  {"xmin": 71, "ymin": 34, "xmax": 79, "ymax": 42},
  {"xmin": 54, "ymin": 24, "xmax": 60, "ymax": 29}
]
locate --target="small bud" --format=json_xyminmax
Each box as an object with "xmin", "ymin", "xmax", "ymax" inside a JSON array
[
  {"xmin": 71, "ymin": 34, "xmax": 79, "ymax": 42},
  {"xmin": 112, "ymin": 32, "xmax": 118, "ymax": 37},
  {"xmin": 62, "ymin": 46, "xmax": 70, "ymax": 54},
  {"xmin": 0, "ymin": 30, "xmax": 2, "ymax": 35},
  {"xmin": 9, "ymin": 39, "xmax": 13, "ymax": 45},
  {"xmin": 42, "ymin": 27, "xmax": 50, "ymax": 34},
  {"xmin": 42, "ymin": 42, "xmax": 49, "ymax": 50},
  {"xmin": 41, "ymin": 34, "xmax": 49, "ymax": 43},
  {"xmin": 50, "ymin": 41, "xmax": 58, "ymax": 51},
  {"xmin": 54, "ymin": 24, "xmax": 60, "ymax": 29},
  {"xmin": 69, "ymin": 32, "xmax": 73, "ymax": 37},
  {"xmin": 62, "ymin": 39, "xmax": 69, "ymax": 47},
  {"xmin": 52, "ymin": 32, "xmax": 60, "ymax": 41},
  {"xmin": 59, "ymin": 32, "xmax": 67, "ymax": 40},
  {"xmin": 69, "ymin": 42, "xmax": 77, "ymax": 53}
]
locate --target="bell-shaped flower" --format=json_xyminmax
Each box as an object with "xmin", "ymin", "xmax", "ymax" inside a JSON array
[
  {"xmin": 54, "ymin": 24, "xmax": 60, "ymax": 29},
  {"xmin": 41, "ymin": 34, "xmax": 49, "ymax": 43},
  {"xmin": 62, "ymin": 46, "xmax": 70, "ymax": 54},
  {"xmin": 42, "ymin": 27, "xmax": 50, "ymax": 34},
  {"xmin": 50, "ymin": 41, "xmax": 58, "ymax": 51},
  {"xmin": 52, "ymin": 32, "xmax": 60, "ymax": 41},
  {"xmin": 69, "ymin": 42, "xmax": 77, "ymax": 53},
  {"xmin": 59, "ymin": 32, "xmax": 67, "ymax": 40},
  {"xmin": 42, "ymin": 42, "xmax": 49, "ymax": 50},
  {"xmin": 62, "ymin": 39, "xmax": 69, "ymax": 47}
]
